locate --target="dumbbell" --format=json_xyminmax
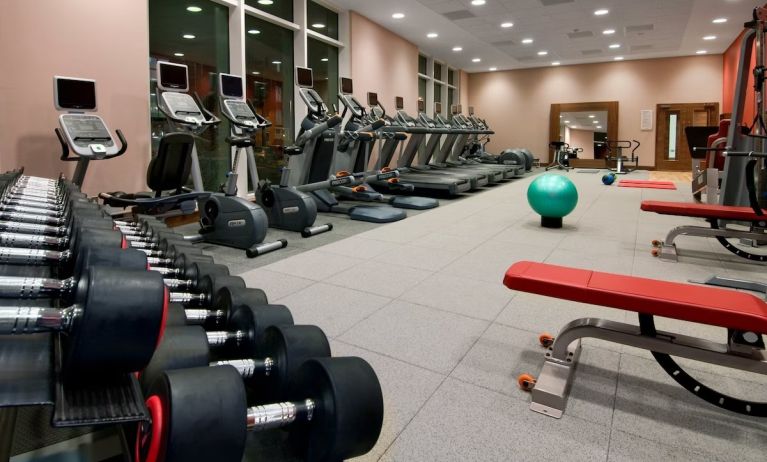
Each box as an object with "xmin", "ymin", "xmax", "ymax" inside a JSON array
[
  {"xmin": 166, "ymin": 284, "xmax": 271, "ymax": 328},
  {"xmin": 138, "ymin": 357, "xmax": 383, "ymax": 462},
  {"xmin": 139, "ymin": 312, "xmax": 320, "ymax": 398},
  {"xmin": 0, "ymin": 178, "xmax": 87, "ymax": 212},
  {"xmin": 0, "ymin": 226, "xmax": 124, "ymax": 269},
  {"xmin": 0, "ymin": 266, "xmax": 167, "ymax": 375}
]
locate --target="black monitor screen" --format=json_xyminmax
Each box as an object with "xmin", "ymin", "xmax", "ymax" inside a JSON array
[
  {"xmin": 367, "ymin": 92, "xmax": 378, "ymax": 106},
  {"xmin": 159, "ymin": 62, "xmax": 188, "ymax": 90},
  {"xmin": 417, "ymin": 99, "xmax": 425, "ymax": 112},
  {"xmin": 395, "ymin": 97, "xmax": 404, "ymax": 110},
  {"xmin": 220, "ymin": 74, "xmax": 243, "ymax": 98},
  {"xmin": 435, "ymin": 102, "xmax": 442, "ymax": 114},
  {"xmin": 296, "ymin": 67, "xmax": 314, "ymax": 88},
  {"xmin": 56, "ymin": 78, "xmax": 96, "ymax": 110},
  {"xmin": 340, "ymin": 77, "xmax": 353, "ymax": 94}
]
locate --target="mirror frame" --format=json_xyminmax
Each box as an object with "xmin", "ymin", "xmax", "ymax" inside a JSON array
[{"xmin": 549, "ymin": 101, "xmax": 619, "ymax": 165}]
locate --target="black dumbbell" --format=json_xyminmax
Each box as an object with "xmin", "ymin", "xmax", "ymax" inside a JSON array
[
  {"xmin": 0, "ymin": 226, "xmax": 124, "ymax": 269},
  {"xmin": 166, "ymin": 285, "xmax": 271, "ymax": 328},
  {"xmin": 138, "ymin": 357, "xmax": 383, "ymax": 462},
  {"xmin": 0, "ymin": 266, "xmax": 166, "ymax": 375},
  {"xmin": 139, "ymin": 314, "xmax": 321, "ymax": 398}
]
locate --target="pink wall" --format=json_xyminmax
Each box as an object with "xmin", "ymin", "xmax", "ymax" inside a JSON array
[
  {"xmin": 0, "ymin": 0, "xmax": 150, "ymax": 195},
  {"xmin": 468, "ymin": 55, "xmax": 723, "ymax": 166},
  {"xmin": 349, "ymin": 12, "xmax": 419, "ymax": 115},
  {"xmin": 568, "ymin": 129, "xmax": 595, "ymax": 159}
]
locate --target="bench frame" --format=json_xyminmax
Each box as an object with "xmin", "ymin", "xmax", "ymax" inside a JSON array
[
  {"xmin": 656, "ymin": 220, "xmax": 767, "ymax": 262},
  {"xmin": 531, "ymin": 316, "xmax": 767, "ymax": 418}
]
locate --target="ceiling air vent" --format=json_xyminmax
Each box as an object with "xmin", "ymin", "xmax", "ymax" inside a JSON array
[
  {"xmin": 567, "ymin": 30, "xmax": 594, "ymax": 39},
  {"xmin": 626, "ymin": 24, "xmax": 654, "ymax": 34},
  {"xmin": 540, "ymin": 0, "xmax": 574, "ymax": 5},
  {"xmin": 443, "ymin": 10, "xmax": 475, "ymax": 21},
  {"xmin": 581, "ymin": 49, "xmax": 602, "ymax": 56}
]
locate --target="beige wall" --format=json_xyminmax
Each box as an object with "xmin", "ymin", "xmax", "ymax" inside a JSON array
[
  {"xmin": 568, "ymin": 129, "xmax": 595, "ymax": 159},
  {"xmin": 0, "ymin": 0, "xmax": 150, "ymax": 195},
  {"xmin": 349, "ymin": 12, "xmax": 418, "ymax": 115},
  {"xmin": 468, "ymin": 55, "xmax": 723, "ymax": 166}
]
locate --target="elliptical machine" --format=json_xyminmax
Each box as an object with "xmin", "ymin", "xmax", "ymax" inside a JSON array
[
  {"xmin": 216, "ymin": 72, "xmax": 332, "ymax": 238},
  {"xmin": 153, "ymin": 61, "xmax": 285, "ymax": 256}
]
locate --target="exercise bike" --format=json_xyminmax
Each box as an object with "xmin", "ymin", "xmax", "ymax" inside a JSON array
[{"xmin": 605, "ymin": 140, "xmax": 640, "ymax": 174}]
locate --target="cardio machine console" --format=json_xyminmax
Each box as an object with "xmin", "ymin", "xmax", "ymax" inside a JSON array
[
  {"xmin": 161, "ymin": 92, "xmax": 205, "ymax": 124},
  {"xmin": 223, "ymin": 99, "xmax": 258, "ymax": 127},
  {"xmin": 58, "ymin": 114, "xmax": 116, "ymax": 157}
]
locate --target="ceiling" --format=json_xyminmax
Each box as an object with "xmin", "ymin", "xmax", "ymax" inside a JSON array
[
  {"xmin": 329, "ymin": 0, "xmax": 763, "ymax": 72},
  {"xmin": 560, "ymin": 110, "xmax": 607, "ymax": 131}
]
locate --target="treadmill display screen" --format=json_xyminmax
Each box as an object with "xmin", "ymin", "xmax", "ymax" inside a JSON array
[
  {"xmin": 435, "ymin": 102, "xmax": 442, "ymax": 114},
  {"xmin": 296, "ymin": 67, "xmax": 314, "ymax": 88},
  {"xmin": 340, "ymin": 77, "xmax": 353, "ymax": 94},
  {"xmin": 395, "ymin": 97, "xmax": 404, "ymax": 110},
  {"xmin": 158, "ymin": 62, "xmax": 188, "ymax": 91},
  {"xmin": 417, "ymin": 99, "xmax": 425, "ymax": 112},
  {"xmin": 367, "ymin": 92, "xmax": 378, "ymax": 106},
  {"xmin": 220, "ymin": 74, "xmax": 243, "ymax": 98},
  {"xmin": 55, "ymin": 78, "xmax": 96, "ymax": 110}
]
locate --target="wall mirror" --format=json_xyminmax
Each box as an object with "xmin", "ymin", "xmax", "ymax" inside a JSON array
[{"xmin": 549, "ymin": 102, "xmax": 619, "ymax": 166}]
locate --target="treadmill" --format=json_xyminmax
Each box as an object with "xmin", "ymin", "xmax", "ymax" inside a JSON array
[{"xmin": 449, "ymin": 106, "xmax": 524, "ymax": 177}]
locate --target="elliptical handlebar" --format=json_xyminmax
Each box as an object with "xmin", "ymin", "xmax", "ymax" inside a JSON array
[{"xmin": 54, "ymin": 127, "xmax": 128, "ymax": 161}]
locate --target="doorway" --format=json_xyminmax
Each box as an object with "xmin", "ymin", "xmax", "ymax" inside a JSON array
[{"xmin": 655, "ymin": 103, "xmax": 719, "ymax": 171}]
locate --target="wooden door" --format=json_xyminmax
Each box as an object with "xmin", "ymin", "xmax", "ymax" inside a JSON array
[{"xmin": 655, "ymin": 103, "xmax": 719, "ymax": 171}]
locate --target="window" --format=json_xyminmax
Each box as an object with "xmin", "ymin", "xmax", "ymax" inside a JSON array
[
  {"xmin": 418, "ymin": 77, "xmax": 427, "ymax": 104},
  {"xmin": 245, "ymin": 15, "xmax": 294, "ymax": 183},
  {"xmin": 149, "ymin": 0, "xmax": 230, "ymax": 191},
  {"xmin": 434, "ymin": 82, "xmax": 443, "ymax": 103},
  {"xmin": 448, "ymin": 68, "xmax": 455, "ymax": 86},
  {"xmin": 447, "ymin": 89, "xmax": 454, "ymax": 114},
  {"xmin": 418, "ymin": 54, "xmax": 428, "ymax": 75},
  {"xmin": 245, "ymin": 0, "xmax": 292, "ymax": 22},
  {"xmin": 434, "ymin": 62, "xmax": 443, "ymax": 81},
  {"xmin": 667, "ymin": 113, "xmax": 678, "ymax": 160},
  {"xmin": 307, "ymin": 38, "xmax": 339, "ymax": 110},
  {"xmin": 307, "ymin": 1, "xmax": 338, "ymax": 39}
]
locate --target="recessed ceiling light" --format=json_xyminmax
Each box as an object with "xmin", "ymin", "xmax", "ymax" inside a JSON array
[
  {"xmin": 186, "ymin": 6, "xmax": 202, "ymax": 12},
  {"xmin": 564, "ymin": 120, "xmax": 570, "ymax": 123},
  {"xmin": 248, "ymin": 29, "xmax": 260, "ymax": 35},
  {"xmin": 552, "ymin": 61, "xmax": 561, "ymax": 66},
  {"xmin": 703, "ymin": 35, "xmax": 717, "ymax": 40},
  {"xmin": 594, "ymin": 9, "xmax": 609, "ymax": 16},
  {"xmin": 272, "ymin": 60, "xmax": 282, "ymax": 64},
  {"xmin": 603, "ymin": 29, "xmax": 615, "ymax": 35},
  {"xmin": 609, "ymin": 43, "xmax": 621, "ymax": 49},
  {"xmin": 312, "ymin": 23, "xmax": 326, "ymax": 29},
  {"xmin": 452, "ymin": 46, "xmax": 463, "ymax": 52},
  {"xmin": 712, "ymin": 18, "xmax": 727, "ymax": 24},
  {"xmin": 696, "ymin": 50, "xmax": 708, "ymax": 54},
  {"xmin": 501, "ymin": 22, "xmax": 513, "ymax": 28},
  {"xmin": 559, "ymin": 115, "xmax": 563, "ymax": 118},
  {"xmin": 252, "ymin": 71, "xmax": 260, "ymax": 75},
  {"xmin": 522, "ymin": 38, "xmax": 533, "ymax": 44},
  {"xmin": 427, "ymin": 32, "xmax": 438, "ymax": 38},
  {"xmin": 321, "ymin": 58, "xmax": 329, "ymax": 62},
  {"xmin": 471, "ymin": 0, "xmax": 486, "ymax": 5},
  {"xmin": 489, "ymin": 67, "xmax": 498, "ymax": 71},
  {"xmin": 392, "ymin": 13, "xmax": 405, "ymax": 19},
  {"xmin": 174, "ymin": 52, "xmax": 185, "ymax": 57},
  {"xmin": 537, "ymin": 51, "xmax": 548, "ymax": 56},
  {"xmin": 593, "ymin": 120, "xmax": 599, "ymax": 124},
  {"xmin": 588, "ymin": 115, "xmax": 595, "ymax": 118},
  {"xmin": 472, "ymin": 58, "xmax": 481, "ymax": 62},
  {"xmin": 614, "ymin": 56, "xmax": 624, "ymax": 61},
  {"xmin": 182, "ymin": 34, "xmax": 196, "ymax": 39},
  {"xmin": 258, "ymin": 0, "xmax": 273, "ymax": 5},
  {"xmin": 597, "ymin": 126, "xmax": 602, "ymax": 129}
]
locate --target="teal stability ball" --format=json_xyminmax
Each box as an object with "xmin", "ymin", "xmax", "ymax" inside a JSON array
[{"xmin": 527, "ymin": 174, "xmax": 579, "ymax": 228}]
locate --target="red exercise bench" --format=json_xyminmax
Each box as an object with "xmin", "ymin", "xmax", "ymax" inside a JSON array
[
  {"xmin": 641, "ymin": 200, "xmax": 767, "ymax": 262},
  {"xmin": 504, "ymin": 261, "xmax": 767, "ymax": 418}
]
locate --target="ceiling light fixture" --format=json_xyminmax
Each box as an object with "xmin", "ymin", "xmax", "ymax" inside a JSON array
[
  {"xmin": 272, "ymin": 60, "xmax": 282, "ymax": 64},
  {"xmin": 248, "ymin": 29, "xmax": 260, "ymax": 34},
  {"xmin": 453, "ymin": 46, "xmax": 463, "ymax": 52},
  {"xmin": 696, "ymin": 50, "xmax": 708, "ymax": 54},
  {"xmin": 597, "ymin": 125, "xmax": 602, "ymax": 129},
  {"xmin": 258, "ymin": 0, "xmax": 274, "ymax": 5},
  {"xmin": 427, "ymin": 32, "xmax": 438, "ymax": 38},
  {"xmin": 174, "ymin": 52, "xmax": 184, "ymax": 57},
  {"xmin": 252, "ymin": 71, "xmax": 260, "ymax": 75},
  {"xmin": 609, "ymin": 43, "xmax": 620, "ymax": 49},
  {"xmin": 182, "ymin": 34, "xmax": 196, "ymax": 39},
  {"xmin": 614, "ymin": 56, "xmax": 624, "ymax": 61},
  {"xmin": 489, "ymin": 67, "xmax": 498, "ymax": 71},
  {"xmin": 501, "ymin": 22, "xmax": 513, "ymax": 28},
  {"xmin": 703, "ymin": 35, "xmax": 717, "ymax": 40},
  {"xmin": 186, "ymin": 6, "xmax": 202, "ymax": 12},
  {"xmin": 522, "ymin": 38, "xmax": 533, "ymax": 44},
  {"xmin": 537, "ymin": 50, "xmax": 548, "ymax": 56},
  {"xmin": 593, "ymin": 120, "xmax": 599, "ymax": 123},
  {"xmin": 312, "ymin": 23, "xmax": 326, "ymax": 29},
  {"xmin": 321, "ymin": 58, "xmax": 329, "ymax": 62},
  {"xmin": 472, "ymin": 58, "xmax": 481, "ymax": 62},
  {"xmin": 564, "ymin": 120, "xmax": 570, "ymax": 123},
  {"xmin": 471, "ymin": 0, "xmax": 486, "ymax": 5},
  {"xmin": 594, "ymin": 9, "xmax": 609, "ymax": 16},
  {"xmin": 552, "ymin": 61, "xmax": 561, "ymax": 66},
  {"xmin": 603, "ymin": 29, "xmax": 615, "ymax": 35},
  {"xmin": 712, "ymin": 18, "xmax": 727, "ymax": 24},
  {"xmin": 588, "ymin": 114, "xmax": 595, "ymax": 118},
  {"xmin": 392, "ymin": 13, "xmax": 405, "ymax": 19}
]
